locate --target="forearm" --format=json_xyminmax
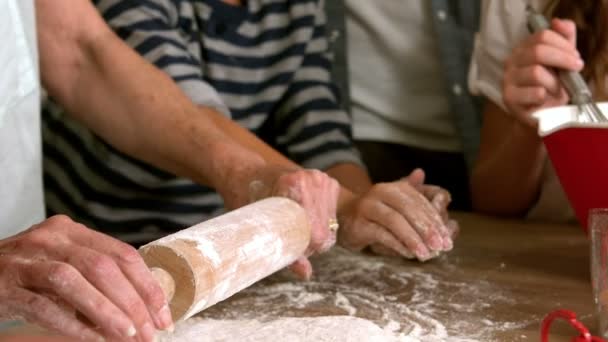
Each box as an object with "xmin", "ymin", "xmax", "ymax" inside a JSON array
[
  {"xmin": 204, "ymin": 115, "xmax": 368, "ymax": 212},
  {"xmin": 471, "ymin": 103, "xmax": 546, "ymax": 216},
  {"xmin": 36, "ymin": 0, "xmax": 265, "ymax": 205}
]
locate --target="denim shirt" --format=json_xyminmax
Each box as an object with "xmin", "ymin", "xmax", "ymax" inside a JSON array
[{"xmin": 325, "ymin": 0, "xmax": 482, "ymax": 170}]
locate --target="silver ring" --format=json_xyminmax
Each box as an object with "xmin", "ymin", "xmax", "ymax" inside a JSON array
[{"xmin": 328, "ymin": 218, "xmax": 339, "ymax": 233}]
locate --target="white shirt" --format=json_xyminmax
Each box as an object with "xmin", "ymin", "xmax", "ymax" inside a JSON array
[
  {"xmin": 0, "ymin": 0, "xmax": 44, "ymax": 238},
  {"xmin": 468, "ymin": 0, "xmax": 575, "ymax": 222},
  {"xmin": 346, "ymin": 1, "xmax": 461, "ymax": 152}
]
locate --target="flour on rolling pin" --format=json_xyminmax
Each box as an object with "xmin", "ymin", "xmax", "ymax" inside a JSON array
[{"xmin": 139, "ymin": 197, "xmax": 311, "ymax": 321}]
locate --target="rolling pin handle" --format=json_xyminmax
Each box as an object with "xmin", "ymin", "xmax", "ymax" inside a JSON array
[{"xmin": 150, "ymin": 267, "xmax": 176, "ymax": 302}]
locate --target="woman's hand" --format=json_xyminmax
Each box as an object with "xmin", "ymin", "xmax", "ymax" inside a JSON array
[
  {"xmin": 0, "ymin": 216, "xmax": 173, "ymax": 342},
  {"xmin": 248, "ymin": 166, "xmax": 341, "ymax": 279},
  {"xmin": 503, "ymin": 18, "xmax": 583, "ymax": 127}
]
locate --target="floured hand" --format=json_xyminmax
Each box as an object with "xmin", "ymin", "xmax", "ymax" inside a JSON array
[
  {"xmin": 337, "ymin": 169, "xmax": 455, "ymax": 261},
  {"xmin": 0, "ymin": 216, "xmax": 173, "ymax": 342},
  {"xmin": 247, "ymin": 166, "xmax": 340, "ymax": 280}
]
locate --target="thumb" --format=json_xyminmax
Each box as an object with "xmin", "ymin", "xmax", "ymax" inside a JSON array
[{"xmin": 403, "ymin": 168, "xmax": 426, "ymax": 187}]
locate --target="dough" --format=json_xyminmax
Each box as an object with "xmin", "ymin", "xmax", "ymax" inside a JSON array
[{"xmin": 159, "ymin": 316, "xmax": 401, "ymax": 342}]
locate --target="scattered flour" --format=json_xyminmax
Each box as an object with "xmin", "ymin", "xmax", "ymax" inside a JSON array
[
  {"xmin": 170, "ymin": 248, "xmax": 537, "ymax": 341},
  {"xmin": 159, "ymin": 316, "xmax": 402, "ymax": 342},
  {"xmin": 335, "ymin": 292, "xmax": 357, "ymax": 316}
]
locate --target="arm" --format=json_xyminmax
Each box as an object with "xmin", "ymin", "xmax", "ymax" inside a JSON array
[
  {"xmin": 36, "ymin": 0, "xmax": 261, "ymax": 207},
  {"xmin": 37, "ymin": 0, "xmax": 343, "ymax": 271},
  {"xmin": 3, "ymin": 1, "xmax": 339, "ymax": 340},
  {"xmin": 269, "ymin": 2, "xmax": 452, "ymax": 260},
  {"xmin": 40, "ymin": 0, "xmax": 446, "ymax": 270},
  {"xmin": 471, "ymin": 18, "xmax": 583, "ymax": 215},
  {"xmin": 471, "ymin": 101, "xmax": 546, "ymax": 215}
]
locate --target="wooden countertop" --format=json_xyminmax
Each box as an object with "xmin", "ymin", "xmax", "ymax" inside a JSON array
[{"xmin": 0, "ymin": 213, "xmax": 597, "ymax": 341}]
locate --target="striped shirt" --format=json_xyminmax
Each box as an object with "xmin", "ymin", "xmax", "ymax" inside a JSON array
[{"xmin": 42, "ymin": 0, "xmax": 362, "ymax": 242}]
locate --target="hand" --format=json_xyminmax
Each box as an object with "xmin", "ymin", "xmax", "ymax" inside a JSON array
[
  {"xmin": 337, "ymin": 169, "xmax": 453, "ymax": 262},
  {"xmin": 0, "ymin": 216, "xmax": 173, "ymax": 341},
  {"xmin": 503, "ymin": 18, "xmax": 583, "ymax": 127},
  {"xmin": 370, "ymin": 171, "xmax": 460, "ymax": 257},
  {"xmin": 248, "ymin": 166, "xmax": 341, "ymax": 280}
]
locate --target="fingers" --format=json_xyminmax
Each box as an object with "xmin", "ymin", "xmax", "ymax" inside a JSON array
[
  {"xmin": 368, "ymin": 226, "xmax": 415, "ymax": 259},
  {"xmin": 512, "ymin": 65, "xmax": 562, "ymax": 95},
  {"xmin": 361, "ymin": 197, "xmax": 431, "ymax": 259},
  {"xmin": 504, "ymin": 83, "xmax": 548, "ymax": 107},
  {"xmin": 64, "ymin": 224, "xmax": 173, "ymax": 332},
  {"xmin": 63, "ymin": 246, "xmax": 158, "ymax": 341},
  {"xmin": 502, "ymin": 82, "xmax": 569, "ymax": 127},
  {"xmin": 419, "ymin": 185, "xmax": 451, "ymax": 216},
  {"xmin": 403, "ymin": 168, "xmax": 425, "ymax": 187},
  {"xmin": 551, "ymin": 18, "xmax": 577, "ymax": 46},
  {"xmin": 288, "ymin": 256, "xmax": 313, "ymax": 280},
  {"xmin": 513, "ymin": 30, "xmax": 582, "ymax": 71},
  {"xmin": 502, "ymin": 20, "xmax": 582, "ymax": 123},
  {"xmin": 4, "ymin": 288, "xmax": 103, "ymax": 342},
  {"xmin": 1, "ymin": 216, "xmax": 170, "ymax": 341},
  {"xmin": 17, "ymin": 260, "xmax": 137, "ymax": 340},
  {"xmin": 388, "ymin": 182, "xmax": 449, "ymax": 251},
  {"xmin": 275, "ymin": 169, "xmax": 340, "ymax": 255}
]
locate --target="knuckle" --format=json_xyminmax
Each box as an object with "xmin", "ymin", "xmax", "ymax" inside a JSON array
[
  {"xmin": 20, "ymin": 229, "xmax": 51, "ymax": 248},
  {"xmin": 370, "ymin": 182, "xmax": 390, "ymax": 194},
  {"xmin": 46, "ymin": 215, "xmax": 74, "ymax": 227},
  {"xmin": 308, "ymin": 169, "xmax": 324, "ymax": 179},
  {"xmin": 48, "ymin": 263, "xmax": 79, "ymax": 287},
  {"xmin": 537, "ymin": 30, "xmax": 552, "ymax": 43},
  {"xmin": 88, "ymin": 254, "xmax": 118, "ymax": 277},
  {"xmin": 116, "ymin": 244, "xmax": 141, "ymax": 264},
  {"xmin": 279, "ymin": 172, "xmax": 301, "ymax": 188},
  {"xmin": 303, "ymin": 169, "xmax": 329, "ymax": 186}
]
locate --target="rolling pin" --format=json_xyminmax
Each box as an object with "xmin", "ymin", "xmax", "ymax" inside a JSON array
[{"xmin": 139, "ymin": 197, "xmax": 311, "ymax": 321}]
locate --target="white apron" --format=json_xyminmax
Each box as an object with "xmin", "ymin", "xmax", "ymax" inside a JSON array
[{"xmin": 0, "ymin": 0, "xmax": 44, "ymax": 239}]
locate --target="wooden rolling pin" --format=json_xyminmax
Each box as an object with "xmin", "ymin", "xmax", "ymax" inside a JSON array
[{"xmin": 139, "ymin": 197, "xmax": 311, "ymax": 321}]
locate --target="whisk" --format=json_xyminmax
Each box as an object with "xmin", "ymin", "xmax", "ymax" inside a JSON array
[{"xmin": 526, "ymin": 5, "xmax": 608, "ymax": 123}]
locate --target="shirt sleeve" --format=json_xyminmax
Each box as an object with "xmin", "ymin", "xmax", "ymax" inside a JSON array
[
  {"xmin": 96, "ymin": 0, "xmax": 230, "ymax": 116},
  {"xmin": 273, "ymin": 0, "xmax": 364, "ymax": 170},
  {"xmin": 467, "ymin": 0, "xmax": 535, "ymax": 110}
]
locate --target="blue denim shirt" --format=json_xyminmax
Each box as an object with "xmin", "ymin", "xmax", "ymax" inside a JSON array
[{"xmin": 325, "ymin": 0, "xmax": 482, "ymax": 170}]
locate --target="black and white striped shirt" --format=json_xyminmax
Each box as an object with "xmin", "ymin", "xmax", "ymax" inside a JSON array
[{"xmin": 43, "ymin": 0, "xmax": 361, "ymax": 241}]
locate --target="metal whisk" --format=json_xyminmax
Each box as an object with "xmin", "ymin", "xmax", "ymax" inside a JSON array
[{"xmin": 526, "ymin": 5, "xmax": 608, "ymax": 123}]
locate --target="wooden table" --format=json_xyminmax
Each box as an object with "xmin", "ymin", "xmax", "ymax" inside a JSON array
[{"xmin": 0, "ymin": 213, "xmax": 597, "ymax": 341}]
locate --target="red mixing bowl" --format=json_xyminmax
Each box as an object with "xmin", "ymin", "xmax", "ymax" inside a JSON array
[{"xmin": 534, "ymin": 103, "xmax": 608, "ymax": 232}]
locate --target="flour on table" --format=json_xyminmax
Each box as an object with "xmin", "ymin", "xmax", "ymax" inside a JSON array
[
  {"xmin": 159, "ymin": 316, "xmax": 401, "ymax": 342},
  {"xmin": 182, "ymin": 248, "xmax": 536, "ymax": 341}
]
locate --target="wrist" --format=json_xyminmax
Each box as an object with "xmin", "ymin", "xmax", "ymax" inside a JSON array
[{"xmin": 206, "ymin": 140, "xmax": 268, "ymax": 209}]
